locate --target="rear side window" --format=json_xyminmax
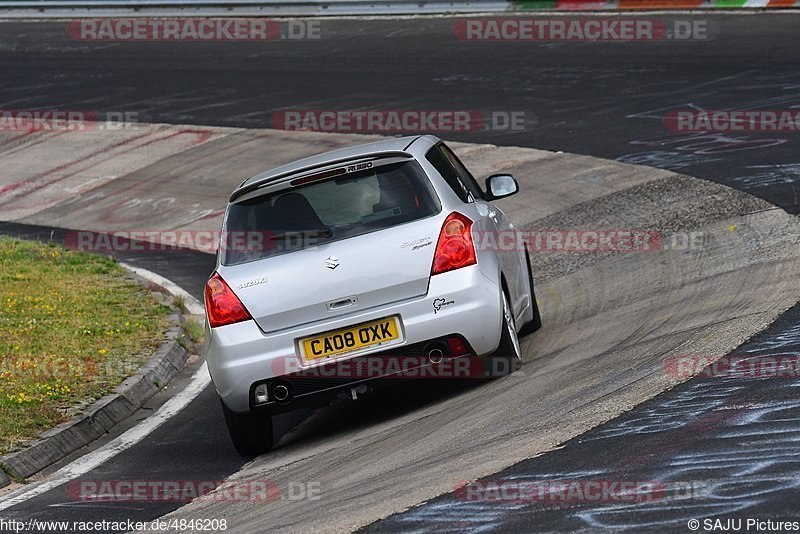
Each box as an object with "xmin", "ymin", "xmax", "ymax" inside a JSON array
[
  {"xmin": 439, "ymin": 144, "xmax": 484, "ymax": 200},
  {"xmin": 222, "ymin": 160, "xmax": 440, "ymax": 265},
  {"xmin": 425, "ymin": 144, "xmax": 485, "ymax": 202},
  {"xmin": 425, "ymin": 145, "xmax": 470, "ymax": 202}
]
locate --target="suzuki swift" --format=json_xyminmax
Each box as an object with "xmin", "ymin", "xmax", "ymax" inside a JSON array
[{"xmin": 205, "ymin": 135, "xmax": 541, "ymax": 455}]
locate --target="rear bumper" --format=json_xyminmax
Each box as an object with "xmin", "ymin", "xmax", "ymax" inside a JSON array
[
  {"xmin": 207, "ymin": 265, "xmax": 502, "ymax": 413},
  {"xmin": 250, "ymin": 334, "xmax": 476, "ymax": 413}
]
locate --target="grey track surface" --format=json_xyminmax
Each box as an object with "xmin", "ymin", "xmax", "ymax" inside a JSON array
[
  {"xmin": 366, "ymin": 302, "xmax": 800, "ymax": 533},
  {"xmin": 144, "ymin": 153, "xmax": 800, "ymax": 532},
  {"xmin": 0, "ymin": 12, "xmax": 799, "ymax": 534},
  {"xmin": 1, "ymin": 133, "xmax": 798, "ymax": 532},
  {"xmin": 0, "ymin": 15, "xmax": 798, "ymax": 214}
]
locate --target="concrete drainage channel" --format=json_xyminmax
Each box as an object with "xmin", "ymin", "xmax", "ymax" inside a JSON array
[{"xmin": 0, "ymin": 125, "xmax": 799, "ymax": 530}]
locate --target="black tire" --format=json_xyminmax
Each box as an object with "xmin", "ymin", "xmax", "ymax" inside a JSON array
[
  {"xmin": 486, "ymin": 290, "xmax": 523, "ymax": 378},
  {"xmin": 220, "ymin": 399, "xmax": 274, "ymax": 456},
  {"xmin": 518, "ymin": 249, "xmax": 542, "ymax": 337}
]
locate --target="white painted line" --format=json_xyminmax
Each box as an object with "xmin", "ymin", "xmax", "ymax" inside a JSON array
[
  {"xmin": 0, "ymin": 364, "xmax": 211, "ymax": 512},
  {"xmin": 0, "ymin": 265, "xmax": 209, "ymax": 511},
  {"xmin": 120, "ymin": 262, "xmax": 206, "ymax": 316}
]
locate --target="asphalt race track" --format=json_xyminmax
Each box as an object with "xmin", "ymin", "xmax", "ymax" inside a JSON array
[
  {"xmin": 1, "ymin": 14, "xmax": 799, "ymax": 214},
  {"xmin": 1, "ymin": 11, "xmax": 800, "ymax": 533},
  {"xmin": 366, "ymin": 301, "xmax": 800, "ymax": 532}
]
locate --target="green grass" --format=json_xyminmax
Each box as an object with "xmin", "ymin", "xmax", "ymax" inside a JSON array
[
  {"xmin": 173, "ymin": 293, "xmax": 186, "ymax": 314},
  {"xmin": 0, "ymin": 236, "xmax": 170, "ymax": 454},
  {"xmin": 184, "ymin": 319, "xmax": 205, "ymax": 345}
]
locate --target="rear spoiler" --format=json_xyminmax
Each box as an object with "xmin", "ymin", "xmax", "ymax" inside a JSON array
[{"xmin": 229, "ymin": 150, "xmax": 414, "ymax": 203}]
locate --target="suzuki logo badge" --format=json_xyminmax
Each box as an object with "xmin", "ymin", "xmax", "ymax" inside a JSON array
[{"xmin": 325, "ymin": 256, "xmax": 340, "ymax": 270}]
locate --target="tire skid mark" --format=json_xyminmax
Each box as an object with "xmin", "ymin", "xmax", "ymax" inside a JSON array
[
  {"xmin": 75, "ymin": 131, "xmax": 269, "ymax": 228},
  {"xmin": 0, "ymin": 130, "xmax": 156, "ymax": 207},
  {"xmin": 0, "ymin": 130, "xmax": 71, "ymax": 157},
  {"xmin": 0, "ymin": 129, "xmax": 214, "ymax": 212},
  {"xmin": 0, "ymin": 130, "xmax": 37, "ymax": 150}
]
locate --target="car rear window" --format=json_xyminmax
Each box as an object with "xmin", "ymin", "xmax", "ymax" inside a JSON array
[{"xmin": 221, "ymin": 160, "xmax": 440, "ymax": 265}]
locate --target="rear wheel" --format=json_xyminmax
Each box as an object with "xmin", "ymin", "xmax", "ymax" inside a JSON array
[
  {"xmin": 487, "ymin": 290, "xmax": 523, "ymax": 378},
  {"xmin": 518, "ymin": 249, "xmax": 542, "ymax": 337},
  {"xmin": 220, "ymin": 399, "xmax": 274, "ymax": 456}
]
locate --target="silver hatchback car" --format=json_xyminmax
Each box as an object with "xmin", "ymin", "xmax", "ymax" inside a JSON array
[{"xmin": 205, "ymin": 135, "xmax": 541, "ymax": 454}]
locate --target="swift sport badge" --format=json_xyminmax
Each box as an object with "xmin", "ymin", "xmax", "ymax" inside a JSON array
[{"xmin": 236, "ymin": 277, "xmax": 267, "ymax": 290}]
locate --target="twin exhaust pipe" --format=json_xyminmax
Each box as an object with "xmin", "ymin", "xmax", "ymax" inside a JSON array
[{"xmin": 267, "ymin": 342, "xmax": 448, "ymax": 405}]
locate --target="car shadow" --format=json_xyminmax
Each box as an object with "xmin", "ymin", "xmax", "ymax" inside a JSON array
[{"xmin": 271, "ymin": 376, "xmax": 490, "ymax": 449}]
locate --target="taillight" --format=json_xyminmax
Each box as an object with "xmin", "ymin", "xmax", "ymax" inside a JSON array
[
  {"xmin": 204, "ymin": 272, "xmax": 252, "ymax": 328},
  {"xmin": 431, "ymin": 212, "xmax": 477, "ymax": 275}
]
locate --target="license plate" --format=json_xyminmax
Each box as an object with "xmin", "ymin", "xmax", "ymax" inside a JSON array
[{"xmin": 299, "ymin": 316, "xmax": 401, "ymax": 361}]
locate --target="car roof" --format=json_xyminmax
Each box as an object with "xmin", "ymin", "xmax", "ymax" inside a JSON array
[{"xmin": 238, "ymin": 135, "xmax": 423, "ymax": 189}]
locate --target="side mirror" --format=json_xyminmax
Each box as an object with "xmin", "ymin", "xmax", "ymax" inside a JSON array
[{"xmin": 485, "ymin": 174, "xmax": 519, "ymax": 200}]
